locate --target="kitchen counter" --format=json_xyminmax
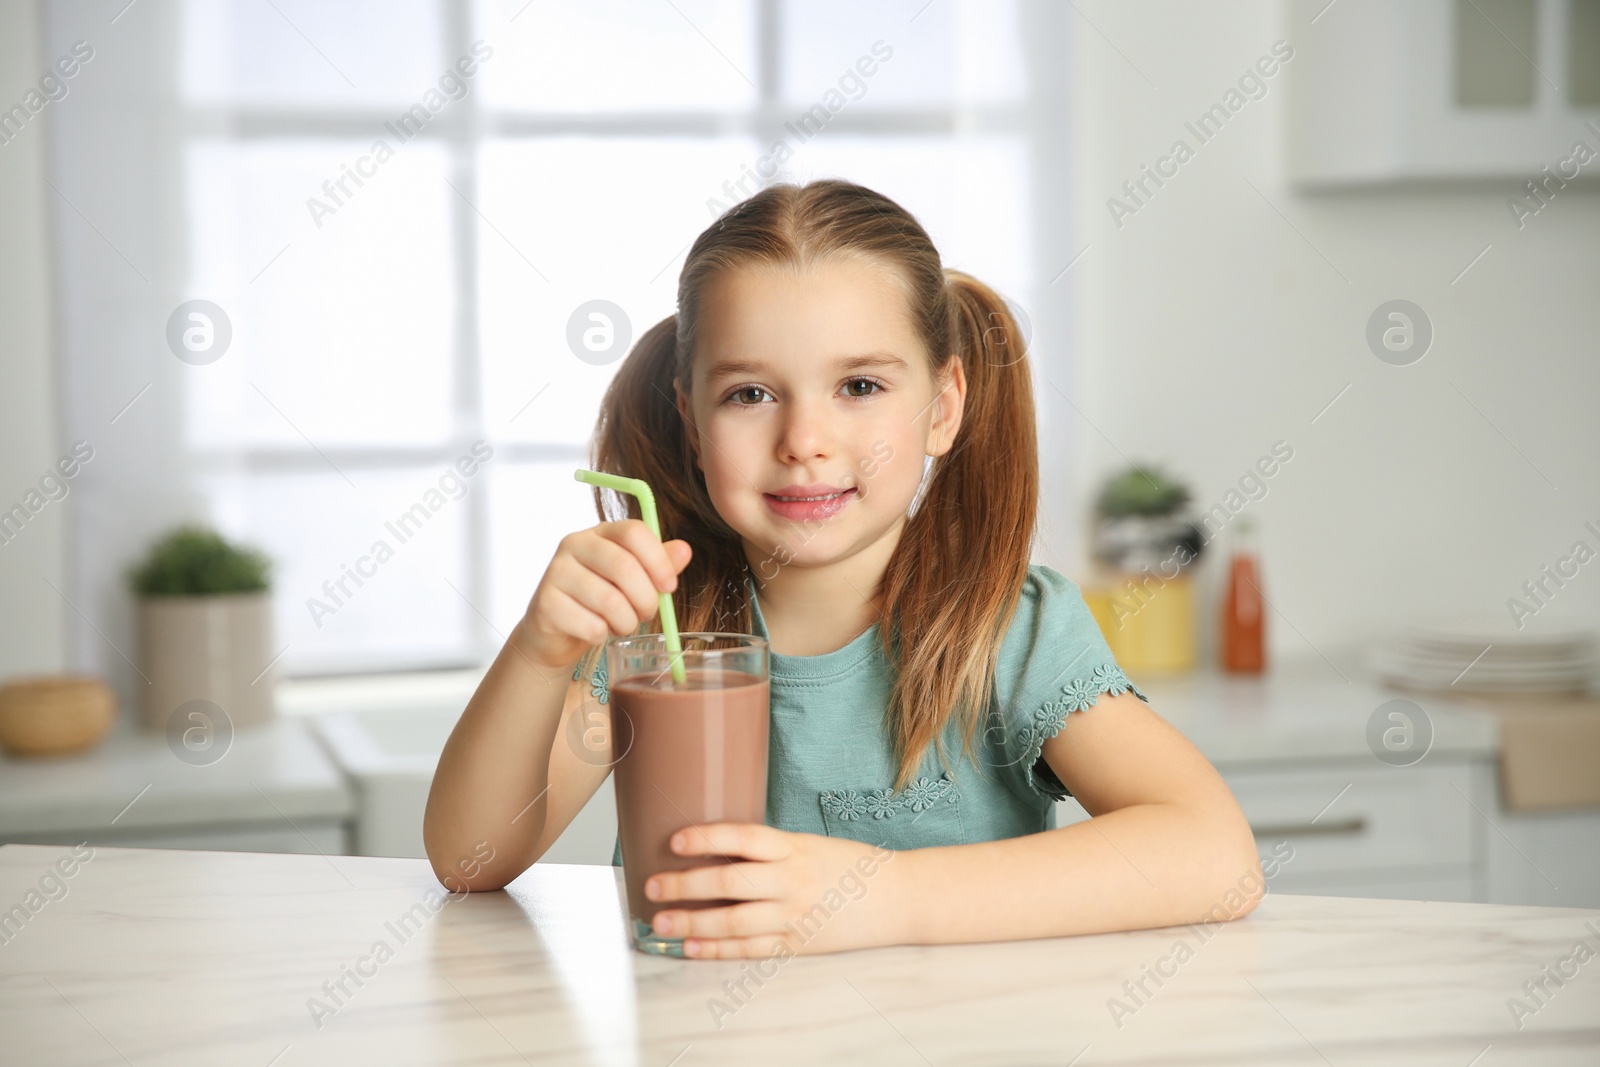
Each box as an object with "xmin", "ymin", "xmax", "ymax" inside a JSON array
[
  {"xmin": 1130, "ymin": 662, "xmax": 1500, "ymax": 766},
  {"xmin": 3, "ymin": 844, "xmax": 1596, "ymax": 1064},
  {"xmin": 0, "ymin": 716, "xmax": 352, "ymax": 849}
]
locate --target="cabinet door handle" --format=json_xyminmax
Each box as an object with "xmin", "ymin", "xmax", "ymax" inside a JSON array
[{"xmin": 1249, "ymin": 817, "xmax": 1367, "ymax": 838}]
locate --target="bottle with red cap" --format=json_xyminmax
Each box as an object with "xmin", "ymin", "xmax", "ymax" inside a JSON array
[{"xmin": 1221, "ymin": 515, "xmax": 1265, "ymax": 673}]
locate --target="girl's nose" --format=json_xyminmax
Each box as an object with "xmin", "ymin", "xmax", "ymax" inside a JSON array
[{"xmin": 777, "ymin": 398, "xmax": 833, "ymax": 461}]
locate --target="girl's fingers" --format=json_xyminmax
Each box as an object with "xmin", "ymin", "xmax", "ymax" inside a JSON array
[
  {"xmin": 648, "ymin": 859, "xmax": 769, "ymax": 904},
  {"xmin": 651, "ymin": 900, "xmax": 786, "ymax": 942},
  {"xmin": 598, "ymin": 521, "xmax": 683, "ymax": 592},
  {"xmin": 564, "ymin": 536, "xmax": 661, "ymax": 625},
  {"xmin": 681, "ymin": 933, "xmax": 794, "ymax": 960},
  {"xmin": 541, "ymin": 586, "xmax": 612, "ymax": 646},
  {"xmin": 670, "ymin": 822, "xmax": 791, "ymax": 863},
  {"xmin": 552, "ymin": 559, "xmax": 650, "ymax": 638}
]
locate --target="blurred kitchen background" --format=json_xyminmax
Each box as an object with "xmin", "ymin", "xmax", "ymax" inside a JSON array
[{"xmin": 2, "ymin": 1, "xmax": 1597, "ymax": 907}]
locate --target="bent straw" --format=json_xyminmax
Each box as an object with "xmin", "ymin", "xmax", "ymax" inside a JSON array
[{"xmin": 574, "ymin": 469, "xmax": 687, "ymax": 684}]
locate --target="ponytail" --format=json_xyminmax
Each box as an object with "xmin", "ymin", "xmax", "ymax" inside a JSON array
[{"xmin": 876, "ymin": 269, "xmax": 1037, "ymax": 790}]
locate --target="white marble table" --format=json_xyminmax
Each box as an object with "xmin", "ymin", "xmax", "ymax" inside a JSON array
[{"xmin": 2, "ymin": 845, "xmax": 1597, "ymax": 1065}]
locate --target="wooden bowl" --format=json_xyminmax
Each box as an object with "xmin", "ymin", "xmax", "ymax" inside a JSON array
[{"xmin": 0, "ymin": 675, "xmax": 117, "ymax": 757}]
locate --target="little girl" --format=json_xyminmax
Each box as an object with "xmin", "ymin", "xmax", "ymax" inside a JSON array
[{"xmin": 425, "ymin": 178, "xmax": 1262, "ymax": 958}]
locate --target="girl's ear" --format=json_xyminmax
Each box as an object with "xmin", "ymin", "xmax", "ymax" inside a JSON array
[{"xmin": 926, "ymin": 356, "xmax": 967, "ymax": 457}]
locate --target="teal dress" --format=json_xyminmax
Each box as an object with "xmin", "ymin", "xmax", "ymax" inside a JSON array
[{"xmin": 573, "ymin": 564, "xmax": 1148, "ymax": 866}]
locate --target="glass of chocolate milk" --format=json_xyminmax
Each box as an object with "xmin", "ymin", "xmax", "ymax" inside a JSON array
[{"xmin": 605, "ymin": 633, "xmax": 770, "ymax": 956}]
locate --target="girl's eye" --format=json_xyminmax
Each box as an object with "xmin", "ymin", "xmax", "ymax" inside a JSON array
[
  {"xmin": 721, "ymin": 378, "xmax": 886, "ymax": 406},
  {"xmin": 726, "ymin": 386, "xmax": 770, "ymax": 406}
]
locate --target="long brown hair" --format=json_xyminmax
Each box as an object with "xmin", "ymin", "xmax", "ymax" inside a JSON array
[{"xmin": 575, "ymin": 179, "xmax": 1037, "ymax": 792}]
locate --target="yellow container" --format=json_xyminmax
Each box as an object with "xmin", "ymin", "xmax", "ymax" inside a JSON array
[{"xmin": 1083, "ymin": 573, "xmax": 1196, "ymax": 674}]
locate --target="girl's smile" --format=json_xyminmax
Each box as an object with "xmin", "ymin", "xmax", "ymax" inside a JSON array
[{"xmin": 762, "ymin": 485, "xmax": 857, "ymax": 522}]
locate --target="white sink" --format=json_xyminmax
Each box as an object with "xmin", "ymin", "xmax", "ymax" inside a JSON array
[{"xmin": 310, "ymin": 705, "xmax": 617, "ymax": 864}]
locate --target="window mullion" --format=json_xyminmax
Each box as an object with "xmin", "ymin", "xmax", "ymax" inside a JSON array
[{"xmin": 443, "ymin": 0, "xmax": 494, "ymax": 659}]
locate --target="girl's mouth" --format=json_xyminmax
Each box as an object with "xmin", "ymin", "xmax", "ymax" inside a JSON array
[{"xmin": 763, "ymin": 487, "xmax": 857, "ymax": 521}]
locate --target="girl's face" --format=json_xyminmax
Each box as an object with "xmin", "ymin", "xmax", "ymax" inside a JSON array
[{"xmin": 675, "ymin": 256, "xmax": 965, "ymax": 576}]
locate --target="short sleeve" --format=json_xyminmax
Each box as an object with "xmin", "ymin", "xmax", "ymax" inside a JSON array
[
  {"xmin": 572, "ymin": 649, "xmax": 609, "ymax": 705},
  {"xmin": 990, "ymin": 565, "xmax": 1148, "ymax": 803}
]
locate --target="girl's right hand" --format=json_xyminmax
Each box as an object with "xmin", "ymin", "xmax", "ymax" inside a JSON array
[{"xmin": 516, "ymin": 521, "xmax": 693, "ymax": 671}]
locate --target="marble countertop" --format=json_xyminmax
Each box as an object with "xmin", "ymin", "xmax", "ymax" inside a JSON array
[
  {"xmin": 2, "ymin": 844, "xmax": 1595, "ymax": 1065},
  {"xmin": 0, "ymin": 716, "xmax": 351, "ymax": 837},
  {"xmin": 1132, "ymin": 664, "xmax": 1500, "ymax": 766}
]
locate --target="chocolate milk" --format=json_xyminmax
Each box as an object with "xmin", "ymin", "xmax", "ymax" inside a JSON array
[{"xmin": 610, "ymin": 668, "xmax": 770, "ymax": 925}]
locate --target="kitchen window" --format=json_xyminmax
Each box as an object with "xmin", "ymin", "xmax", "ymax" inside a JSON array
[{"xmin": 47, "ymin": 0, "xmax": 1036, "ymax": 683}]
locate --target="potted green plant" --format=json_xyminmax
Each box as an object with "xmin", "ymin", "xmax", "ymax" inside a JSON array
[
  {"xmin": 1087, "ymin": 465, "xmax": 1204, "ymax": 674},
  {"xmin": 128, "ymin": 525, "xmax": 277, "ymax": 731},
  {"xmin": 1092, "ymin": 465, "xmax": 1203, "ymax": 573}
]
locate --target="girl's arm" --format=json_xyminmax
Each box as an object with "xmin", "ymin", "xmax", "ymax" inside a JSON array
[
  {"xmin": 889, "ymin": 690, "xmax": 1263, "ymax": 944},
  {"xmin": 422, "ymin": 629, "xmax": 602, "ymax": 892},
  {"xmin": 423, "ymin": 521, "xmax": 692, "ymax": 891},
  {"xmin": 644, "ymin": 690, "xmax": 1263, "ymax": 958}
]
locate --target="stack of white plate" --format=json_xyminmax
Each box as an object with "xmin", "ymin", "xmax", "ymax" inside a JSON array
[{"xmin": 1371, "ymin": 621, "xmax": 1599, "ymax": 693}]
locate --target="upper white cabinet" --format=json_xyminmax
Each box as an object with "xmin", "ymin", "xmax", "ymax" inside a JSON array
[{"xmin": 1289, "ymin": 0, "xmax": 1600, "ymax": 185}]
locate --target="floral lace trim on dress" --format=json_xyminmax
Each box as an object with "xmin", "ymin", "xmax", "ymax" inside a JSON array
[
  {"xmin": 572, "ymin": 653, "xmax": 609, "ymax": 705},
  {"xmin": 820, "ymin": 771, "xmax": 961, "ymax": 822},
  {"xmin": 1020, "ymin": 663, "xmax": 1145, "ymax": 797}
]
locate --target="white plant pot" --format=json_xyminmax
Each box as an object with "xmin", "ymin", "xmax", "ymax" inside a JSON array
[
  {"xmin": 1093, "ymin": 513, "xmax": 1199, "ymax": 573},
  {"xmin": 137, "ymin": 591, "xmax": 277, "ymax": 732}
]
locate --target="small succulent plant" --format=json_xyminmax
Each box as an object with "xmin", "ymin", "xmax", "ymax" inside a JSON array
[
  {"xmin": 128, "ymin": 525, "xmax": 273, "ymax": 597},
  {"xmin": 1092, "ymin": 465, "xmax": 1203, "ymax": 572},
  {"xmin": 1095, "ymin": 466, "xmax": 1191, "ymax": 518}
]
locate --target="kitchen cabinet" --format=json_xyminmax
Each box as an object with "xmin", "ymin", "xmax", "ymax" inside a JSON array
[
  {"xmin": 1059, "ymin": 756, "xmax": 1496, "ymax": 903},
  {"xmin": 1289, "ymin": 0, "xmax": 1600, "ymax": 185},
  {"xmin": 1485, "ymin": 804, "xmax": 1600, "ymax": 908},
  {"xmin": 1124, "ymin": 667, "xmax": 1600, "ymax": 908}
]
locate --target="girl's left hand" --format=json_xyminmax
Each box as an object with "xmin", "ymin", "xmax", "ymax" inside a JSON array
[{"xmin": 643, "ymin": 823, "xmax": 905, "ymax": 958}]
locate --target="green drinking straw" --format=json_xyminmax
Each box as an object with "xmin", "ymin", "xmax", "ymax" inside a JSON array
[{"xmin": 574, "ymin": 469, "xmax": 687, "ymax": 684}]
